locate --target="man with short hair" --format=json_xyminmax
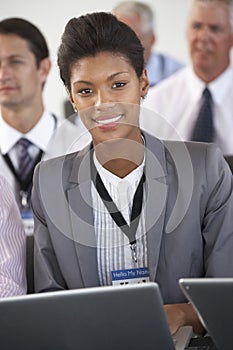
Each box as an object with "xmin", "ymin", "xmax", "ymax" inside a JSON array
[
  {"xmin": 142, "ymin": 0, "xmax": 233, "ymax": 156},
  {"xmin": 112, "ymin": 1, "xmax": 184, "ymax": 87},
  {"xmin": 0, "ymin": 18, "xmax": 77, "ymax": 234}
]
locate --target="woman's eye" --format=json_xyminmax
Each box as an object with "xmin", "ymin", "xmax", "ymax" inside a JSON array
[
  {"xmin": 78, "ymin": 88, "xmax": 93, "ymax": 95},
  {"xmin": 112, "ymin": 82, "xmax": 126, "ymax": 88}
]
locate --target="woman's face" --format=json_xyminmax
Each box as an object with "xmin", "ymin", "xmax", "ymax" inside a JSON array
[{"xmin": 69, "ymin": 52, "xmax": 149, "ymax": 146}]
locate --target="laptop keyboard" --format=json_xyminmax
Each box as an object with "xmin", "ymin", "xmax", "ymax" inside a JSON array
[
  {"xmin": 185, "ymin": 335, "xmax": 218, "ymax": 350},
  {"xmin": 172, "ymin": 327, "xmax": 218, "ymax": 350}
]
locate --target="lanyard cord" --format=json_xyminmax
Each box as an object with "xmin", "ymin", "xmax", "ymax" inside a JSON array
[
  {"xmin": 90, "ymin": 152, "xmax": 145, "ymax": 245},
  {"xmin": 3, "ymin": 150, "xmax": 43, "ymax": 191}
]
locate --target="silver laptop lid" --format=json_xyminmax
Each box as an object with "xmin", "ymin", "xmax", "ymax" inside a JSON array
[
  {"xmin": 179, "ymin": 278, "xmax": 233, "ymax": 350},
  {"xmin": 0, "ymin": 282, "xmax": 177, "ymax": 350}
]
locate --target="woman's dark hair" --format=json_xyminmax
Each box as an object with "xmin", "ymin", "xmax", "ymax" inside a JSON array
[
  {"xmin": 57, "ymin": 12, "xmax": 145, "ymax": 91},
  {"xmin": 0, "ymin": 17, "xmax": 49, "ymax": 67}
]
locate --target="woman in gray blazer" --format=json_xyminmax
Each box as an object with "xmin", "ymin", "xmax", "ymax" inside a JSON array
[{"xmin": 31, "ymin": 12, "xmax": 233, "ymax": 336}]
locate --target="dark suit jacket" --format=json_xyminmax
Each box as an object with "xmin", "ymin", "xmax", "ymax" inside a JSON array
[{"xmin": 32, "ymin": 132, "xmax": 233, "ymax": 303}]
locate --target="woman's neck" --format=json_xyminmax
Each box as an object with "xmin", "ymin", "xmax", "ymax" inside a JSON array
[
  {"xmin": 103, "ymin": 158, "xmax": 142, "ymax": 178},
  {"xmin": 94, "ymin": 134, "xmax": 144, "ymax": 178}
]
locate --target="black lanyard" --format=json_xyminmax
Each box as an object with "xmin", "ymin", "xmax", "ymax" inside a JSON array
[
  {"xmin": 91, "ymin": 152, "xmax": 145, "ymax": 263},
  {"xmin": 3, "ymin": 149, "xmax": 43, "ymax": 192},
  {"xmin": 1, "ymin": 114, "xmax": 58, "ymax": 207}
]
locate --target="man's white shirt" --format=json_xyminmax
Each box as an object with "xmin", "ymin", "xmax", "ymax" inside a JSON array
[{"xmin": 141, "ymin": 65, "xmax": 233, "ymax": 155}]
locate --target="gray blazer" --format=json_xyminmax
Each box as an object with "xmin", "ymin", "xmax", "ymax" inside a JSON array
[{"xmin": 32, "ymin": 132, "xmax": 233, "ymax": 303}]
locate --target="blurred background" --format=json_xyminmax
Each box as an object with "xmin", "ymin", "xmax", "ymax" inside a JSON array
[{"xmin": 1, "ymin": 0, "xmax": 190, "ymax": 118}]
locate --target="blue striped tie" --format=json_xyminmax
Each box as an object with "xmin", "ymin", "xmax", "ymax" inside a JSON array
[
  {"xmin": 191, "ymin": 87, "xmax": 214, "ymax": 142},
  {"xmin": 16, "ymin": 138, "xmax": 34, "ymax": 182}
]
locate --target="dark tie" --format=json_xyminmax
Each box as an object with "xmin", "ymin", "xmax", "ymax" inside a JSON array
[
  {"xmin": 191, "ymin": 87, "xmax": 214, "ymax": 142},
  {"xmin": 16, "ymin": 138, "xmax": 34, "ymax": 182}
]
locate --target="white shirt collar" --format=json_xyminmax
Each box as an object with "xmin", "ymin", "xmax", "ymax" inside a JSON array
[
  {"xmin": 93, "ymin": 150, "xmax": 145, "ymax": 187},
  {"xmin": 186, "ymin": 67, "xmax": 207, "ymax": 103},
  {"xmin": 187, "ymin": 65, "xmax": 233, "ymax": 105},
  {"xmin": 0, "ymin": 110, "xmax": 57, "ymax": 154},
  {"xmin": 208, "ymin": 65, "xmax": 233, "ymax": 106}
]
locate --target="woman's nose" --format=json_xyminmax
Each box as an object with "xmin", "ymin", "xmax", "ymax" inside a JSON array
[{"xmin": 95, "ymin": 90, "xmax": 111, "ymax": 107}]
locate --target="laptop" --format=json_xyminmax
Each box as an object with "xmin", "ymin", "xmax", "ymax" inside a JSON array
[
  {"xmin": 179, "ymin": 278, "xmax": 233, "ymax": 350},
  {"xmin": 0, "ymin": 282, "xmax": 192, "ymax": 350}
]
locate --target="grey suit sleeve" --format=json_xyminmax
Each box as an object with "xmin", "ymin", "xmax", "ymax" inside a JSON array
[
  {"xmin": 31, "ymin": 163, "xmax": 67, "ymax": 292},
  {"xmin": 154, "ymin": 141, "xmax": 233, "ymax": 304},
  {"xmin": 202, "ymin": 144, "xmax": 233, "ymax": 276}
]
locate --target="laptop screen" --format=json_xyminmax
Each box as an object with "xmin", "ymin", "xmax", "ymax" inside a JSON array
[
  {"xmin": 0, "ymin": 282, "xmax": 179, "ymax": 350},
  {"xmin": 179, "ymin": 277, "xmax": 233, "ymax": 350}
]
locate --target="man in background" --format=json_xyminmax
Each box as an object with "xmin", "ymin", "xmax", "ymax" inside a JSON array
[
  {"xmin": 0, "ymin": 18, "xmax": 77, "ymax": 235},
  {"xmin": 142, "ymin": 0, "xmax": 233, "ymax": 157},
  {"xmin": 112, "ymin": 0, "xmax": 184, "ymax": 87}
]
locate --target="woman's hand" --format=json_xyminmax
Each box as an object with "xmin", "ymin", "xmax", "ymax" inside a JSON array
[{"xmin": 164, "ymin": 303, "xmax": 206, "ymax": 335}]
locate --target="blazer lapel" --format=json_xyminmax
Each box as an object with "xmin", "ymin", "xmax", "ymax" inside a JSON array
[
  {"xmin": 144, "ymin": 133, "xmax": 168, "ymax": 282},
  {"xmin": 67, "ymin": 145, "xmax": 99, "ymax": 287}
]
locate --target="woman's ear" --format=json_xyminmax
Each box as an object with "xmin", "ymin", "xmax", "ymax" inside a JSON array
[
  {"xmin": 68, "ymin": 92, "xmax": 77, "ymax": 112},
  {"xmin": 140, "ymin": 68, "xmax": 150, "ymax": 99}
]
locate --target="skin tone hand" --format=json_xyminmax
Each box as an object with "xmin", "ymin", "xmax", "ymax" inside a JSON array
[{"xmin": 164, "ymin": 303, "xmax": 206, "ymax": 335}]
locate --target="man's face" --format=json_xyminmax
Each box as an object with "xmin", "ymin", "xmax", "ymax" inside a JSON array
[
  {"xmin": 187, "ymin": 1, "xmax": 233, "ymax": 82},
  {"xmin": 0, "ymin": 34, "xmax": 48, "ymax": 109},
  {"xmin": 114, "ymin": 14, "xmax": 155, "ymax": 64}
]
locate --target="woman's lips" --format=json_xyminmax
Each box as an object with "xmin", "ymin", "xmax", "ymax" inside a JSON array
[
  {"xmin": 95, "ymin": 114, "xmax": 123, "ymax": 125},
  {"xmin": 92, "ymin": 114, "xmax": 124, "ymax": 129}
]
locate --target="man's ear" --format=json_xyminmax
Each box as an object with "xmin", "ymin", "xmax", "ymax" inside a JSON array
[
  {"xmin": 150, "ymin": 32, "xmax": 156, "ymax": 47},
  {"xmin": 230, "ymin": 32, "xmax": 233, "ymax": 48},
  {"xmin": 39, "ymin": 57, "xmax": 51, "ymax": 86}
]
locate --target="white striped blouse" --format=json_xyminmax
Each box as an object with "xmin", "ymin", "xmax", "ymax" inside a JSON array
[
  {"xmin": 0, "ymin": 175, "xmax": 27, "ymax": 297},
  {"xmin": 92, "ymin": 153, "xmax": 148, "ymax": 286}
]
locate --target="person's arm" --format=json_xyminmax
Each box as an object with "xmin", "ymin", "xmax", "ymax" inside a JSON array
[
  {"xmin": 165, "ymin": 144, "xmax": 233, "ymax": 335},
  {"xmin": 164, "ymin": 303, "xmax": 205, "ymax": 335},
  {"xmin": 31, "ymin": 162, "xmax": 67, "ymax": 293},
  {"xmin": 0, "ymin": 176, "xmax": 27, "ymax": 297},
  {"xmin": 201, "ymin": 144, "xmax": 233, "ymax": 277}
]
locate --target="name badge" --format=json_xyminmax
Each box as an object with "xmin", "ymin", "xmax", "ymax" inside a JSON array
[
  {"xmin": 111, "ymin": 267, "xmax": 150, "ymax": 286},
  {"xmin": 21, "ymin": 210, "xmax": 34, "ymax": 236}
]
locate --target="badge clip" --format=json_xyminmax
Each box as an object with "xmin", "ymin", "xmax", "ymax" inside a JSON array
[{"xmin": 130, "ymin": 242, "xmax": 137, "ymax": 263}]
